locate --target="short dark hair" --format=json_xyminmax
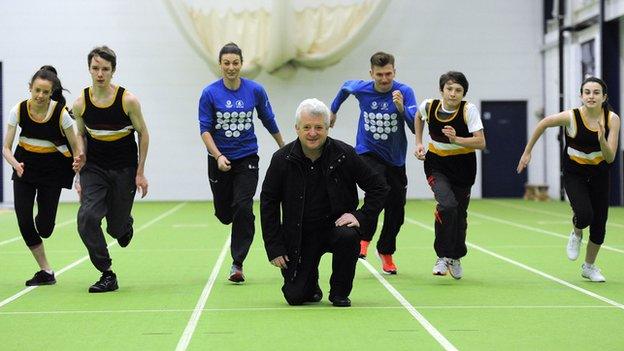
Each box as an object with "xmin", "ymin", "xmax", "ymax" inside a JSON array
[
  {"xmin": 88, "ymin": 46, "xmax": 117, "ymax": 70},
  {"xmin": 370, "ymin": 51, "xmax": 394, "ymax": 68},
  {"xmin": 219, "ymin": 42, "xmax": 243, "ymax": 63},
  {"xmin": 439, "ymin": 71, "xmax": 469, "ymax": 96}
]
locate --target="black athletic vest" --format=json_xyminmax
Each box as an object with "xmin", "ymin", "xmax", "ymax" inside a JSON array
[
  {"xmin": 424, "ymin": 99, "xmax": 477, "ymax": 186},
  {"xmin": 13, "ymin": 100, "xmax": 74, "ymax": 188},
  {"xmin": 564, "ymin": 107, "xmax": 610, "ymax": 175},
  {"xmin": 82, "ymin": 86, "xmax": 137, "ymax": 169}
]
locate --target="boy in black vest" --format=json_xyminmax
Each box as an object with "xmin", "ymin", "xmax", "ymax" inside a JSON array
[
  {"xmin": 414, "ymin": 71, "xmax": 486, "ymax": 280},
  {"xmin": 73, "ymin": 46, "xmax": 150, "ymax": 293}
]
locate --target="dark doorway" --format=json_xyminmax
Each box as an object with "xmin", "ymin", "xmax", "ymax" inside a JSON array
[{"xmin": 481, "ymin": 101, "xmax": 528, "ymax": 198}]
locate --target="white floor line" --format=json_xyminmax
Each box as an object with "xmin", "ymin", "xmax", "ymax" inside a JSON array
[
  {"xmin": 1, "ymin": 304, "xmax": 618, "ymax": 316},
  {"xmin": 175, "ymin": 235, "xmax": 231, "ymax": 351},
  {"xmin": 405, "ymin": 217, "xmax": 624, "ymax": 310},
  {"xmin": 488, "ymin": 200, "xmax": 624, "ymax": 228},
  {"xmin": 0, "ymin": 237, "xmax": 21, "ymax": 246},
  {"xmin": 172, "ymin": 224, "xmax": 210, "ymax": 228},
  {"xmin": 0, "ymin": 218, "xmax": 76, "ymax": 248},
  {"xmin": 359, "ymin": 258, "xmax": 458, "ymax": 351},
  {"xmin": 0, "ymin": 203, "xmax": 187, "ymax": 309},
  {"xmin": 468, "ymin": 210, "xmax": 624, "ymax": 254}
]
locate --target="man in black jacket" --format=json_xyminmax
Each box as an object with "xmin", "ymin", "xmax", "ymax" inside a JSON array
[{"xmin": 260, "ymin": 98, "xmax": 389, "ymax": 307}]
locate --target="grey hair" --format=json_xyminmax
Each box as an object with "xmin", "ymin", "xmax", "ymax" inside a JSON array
[{"xmin": 295, "ymin": 98, "xmax": 331, "ymax": 127}]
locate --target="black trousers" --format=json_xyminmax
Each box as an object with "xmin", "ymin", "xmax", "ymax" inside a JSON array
[
  {"xmin": 359, "ymin": 153, "xmax": 407, "ymax": 254},
  {"xmin": 428, "ymin": 171, "xmax": 471, "ymax": 259},
  {"xmin": 208, "ymin": 154, "xmax": 258, "ymax": 266},
  {"xmin": 564, "ymin": 170, "xmax": 610, "ymax": 245},
  {"xmin": 77, "ymin": 163, "xmax": 136, "ymax": 272},
  {"xmin": 13, "ymin": 180, "xmax": 63, "ymax": 247},
  {"xmin": 281, "ymin": 224, "xmax": 359, "ymax": 305}
]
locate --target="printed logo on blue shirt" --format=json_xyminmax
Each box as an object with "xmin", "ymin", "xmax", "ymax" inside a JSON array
[
  {"xmin": 225, "ymin": 100, "xmax": 233, "ymax": 108},
  {"xmin": 363, "ymin": 111, "xmax": 399, "ymax": 141},
  {"xmin": 214, "ymin": 110, "xmax": 253, "ymax": 138},
  {"xmin": 371, "ymin": 101, "xmax": 378, "ymax": 110},
  {"xmin": 236, "ymin": 100, "xmax": 244, "ymax": 108}
]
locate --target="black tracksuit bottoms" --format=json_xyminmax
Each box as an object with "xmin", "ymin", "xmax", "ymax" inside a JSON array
[
  {"xmin": 428, "ymin": 171, "xmax": 471, "ymax": 259},
  {"xmin": 359, "ymin": 153, "xmax": 407, "ymax": 255},
  {"xmin": 77, "ymin": 163, "xmax": 136, "ymax": 272},
  {"xmin": 208, "ymin": 154, "xmax": 258, "ymax": 267},
  {"xmin": 280, "ymin": 223, "xmax": 359, "ymax": 305}
]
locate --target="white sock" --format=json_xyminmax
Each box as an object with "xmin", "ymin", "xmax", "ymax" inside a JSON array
[{"xmin": 44, "ymin": 269, "xmax": 53, "ymax": 275}]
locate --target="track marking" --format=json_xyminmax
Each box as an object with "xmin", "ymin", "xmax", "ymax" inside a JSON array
[
  {"xmin": 488, "ymin": 200, "xmax": 624, "ymax": 228},
  {"xmin": 175, "ymin": 235, "xmax": 230, "ymax": 351},
  {"xmin": 0, "ymin": 218, "xmax": 76, "ymax": 248},
  {"xmin": 172, "ymin": 224, "xmax": 210, "ymax": 228},
  {"xmin": 359, "ymin": 258, "xmax": 458, "ymax": 351},
  {"xmin": 468, "ymin": 210, "xmax": 624, "ymax": 254},
  {"xmin": 405, "ymin": 217, "xmax": 624, "ymax": 310},
  {"xmin": 1, "ymin": 304, "xmax": 619, "ymax": 316},
  {"xmin": 0, "ymin": 203, "xmax": 187, "ymax": 309}
]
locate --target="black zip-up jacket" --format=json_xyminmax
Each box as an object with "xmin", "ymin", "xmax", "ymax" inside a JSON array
[{"xmin": 261, "ymin": 137, "xmax": 389, "ymax": 270}]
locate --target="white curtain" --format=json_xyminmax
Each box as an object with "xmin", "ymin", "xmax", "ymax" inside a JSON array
[{"xmin": 163, "ymin": 0, "xmax": 390, "ymax": 78}]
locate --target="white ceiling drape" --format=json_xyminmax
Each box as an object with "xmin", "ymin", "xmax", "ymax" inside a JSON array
[{"xmin": 163, "ymin": 0, "xmax": 390, "ymax": 78}]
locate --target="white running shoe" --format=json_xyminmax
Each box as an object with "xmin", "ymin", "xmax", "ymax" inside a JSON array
[
  {"xmin": 432, "ymin": 257, "xmax": 448, "ymax": 276},
  {"xmin": 581, "ymin": 263, "xmax": 606, "ymax": 282},
  {"xmin": 566, "ymin": 231, "xmax": 582, "ymax": 261},
  {"xmin": 447, "ymin": 258, "xmax": 463, "ymax": 280}
]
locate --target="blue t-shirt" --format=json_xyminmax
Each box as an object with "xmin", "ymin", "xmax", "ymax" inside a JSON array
[
  {"xmin": 330, "ymin": 80, "xmax": 417, "ymax": 166},
  {"xmin": 198, "ymin": 78, "xmax": 279, "ymax": 160}
]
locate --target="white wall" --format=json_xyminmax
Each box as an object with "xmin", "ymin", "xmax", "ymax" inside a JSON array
[{"xmin": 0, "ymin": 0, "xmax": 543, "ymax": 202}]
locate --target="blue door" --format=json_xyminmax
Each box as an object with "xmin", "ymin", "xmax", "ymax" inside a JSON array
[{"xmin": 481, "ymin": 101, "xmax": 527, "ymax": 198}]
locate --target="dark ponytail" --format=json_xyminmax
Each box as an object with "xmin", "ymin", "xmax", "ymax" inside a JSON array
[
  {"xmin": 30, "ymin": 65, "xmax": 69, "ymax": 107},
  {"xmin": 580, "ymin": 76, "xmax": 612, "ymax": 112}
]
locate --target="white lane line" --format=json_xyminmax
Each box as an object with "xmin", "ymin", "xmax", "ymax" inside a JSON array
[
  {"xmin": 175, "ymin": 235, "xmax": 230, "ymax": 351},
  {"xmin": 359, "ymin": 258, "xmax": 458, "ymax": 351},
  {"xmin": 488, "ymin": 200, "xmax": 624, "ymax": 228},
  {"xmin": 0, "ymin": 237, "xmax": 21, "ymax": 246},
  {"xmin": 405, "ymin": 217, "xmax": 624, "ymax": 310},
  {"xmin": 0, "ymin": 218, "xmax": 76, "ymax": 248},
  {"xmin": 468, "ymin": 211, "xmax": 624, "ymax": 254},
  {"xmin": 0, "ymin": 203, "xmax": 187, "ymax": 309},
  {"xmin": 1, "ymin": 304, "xmax": 618, "ymax": 316},
  {"xmin": 172, "ymin": 224, "xmax": 210, "ymax": 228}
]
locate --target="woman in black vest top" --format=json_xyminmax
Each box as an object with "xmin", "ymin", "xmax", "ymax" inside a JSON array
[
  {"xmin": 2, "ymin": 66, "xmax": 84, "ymax": 286},
  {"xmin": 517, "ymin": 77, "xmax": 621, "ymax": 282}
]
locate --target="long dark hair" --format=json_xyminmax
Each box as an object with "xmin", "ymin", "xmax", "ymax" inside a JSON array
[
  {"xmin": 580, "ymin": 76, "xmax": 611, "ymax": 111},
  {"xmin": 30, "ymin": 65, "xmax": 69, "ymax": 107}
]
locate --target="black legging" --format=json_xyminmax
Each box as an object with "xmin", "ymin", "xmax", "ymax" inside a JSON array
[
  {"xmin": 564, "ymin": 169, "xmax": 610, "ymax": 245},
  {"xmin": 13, "ymin": 180, "xmax": 63, "ymax": 247}
]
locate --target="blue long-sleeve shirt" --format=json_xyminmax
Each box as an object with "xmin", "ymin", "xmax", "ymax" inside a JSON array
[
  {"xmin": 198, "ymin": 78, "xmax": 279, "ymax": 160},
  {"xmin": 330, "ymin": 80, "xmax": 417, "ymax": 166}
]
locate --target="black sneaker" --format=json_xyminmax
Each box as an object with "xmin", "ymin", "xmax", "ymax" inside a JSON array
[
  {"xmin": 88, "ymin": 271, "xmax": 119, "ymax": 293},
  {"xmin": 305, "ymin": 286, "xmax": 323, "ymax": 303},
  {"xmin": 118, "ymin": 216, "xmax": 134, "ymax": 248},
  {"xmin": 25, "ymin": 270, "xmax": 56, "ymax": 286},
  {"xmin": 329, "ymin": 295, "xmax": 351, "ymax": 307},
  {"xmin": 228, "ymin": 265, "xmax": 245, "ymax": 283}
]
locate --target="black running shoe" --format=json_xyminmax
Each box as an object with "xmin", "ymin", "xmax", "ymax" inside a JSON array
[
  {"xmin": 118, "ymin": 216, "xmax": 134, "ymax": 248},
  {"xmin": 88, "ymin": 271, "xmax": 119, "ymax": 293},
  {"xmin": 25, "ymin": 270, "xmax": 56, "ymax": 286}
]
